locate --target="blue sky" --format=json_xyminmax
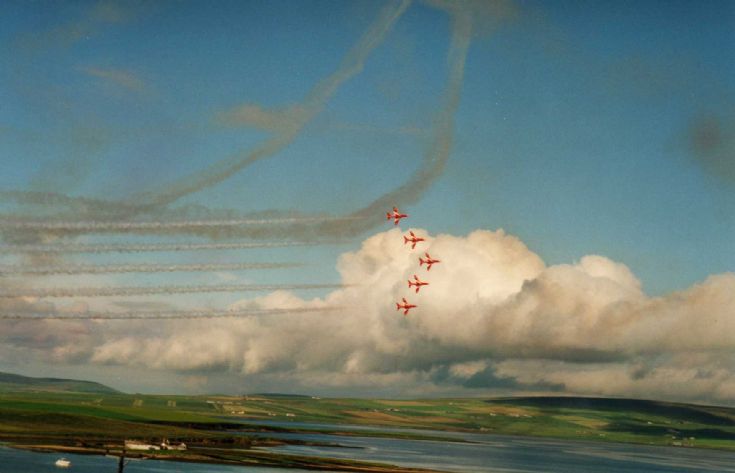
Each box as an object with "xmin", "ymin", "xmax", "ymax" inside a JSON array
[
  {"xmin": 0, "ymin": 0, "xmax": 733, "ymax": 397},
  {"xmin": 2, "ymin": 0, "xmax": 732, "ymax": 295}
]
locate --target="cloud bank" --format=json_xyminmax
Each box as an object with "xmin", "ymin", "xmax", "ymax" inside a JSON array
[{"xmin": 2, "ymin": 228, "xmax": 733, "ymax": 402}]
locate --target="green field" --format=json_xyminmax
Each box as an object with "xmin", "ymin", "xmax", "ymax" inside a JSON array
[
  {"xmin": 0, "ymin": 373, "xmax": 735, "ymax": 473},
  {"xmin": 198, "ymin": 394, "xmax": 735, "ymax": 449},
  {"xmin": 0, "ymin": 372, "xmax": 118, "ymax": 394},
  {"xmin": 1, "ymin": 391, "xmax": 734, "ymax": 448},
  {"xmin": 0, "ymin": 390, "xmax": 447, "ymax": 472}
]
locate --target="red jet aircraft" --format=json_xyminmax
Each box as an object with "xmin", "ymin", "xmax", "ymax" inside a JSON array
[
  {"xmin": 408, "ymin": 274, "xmax": 429, "ymax": 293},
  {"xmin": 396, "ymin": 297, "xmax": 417, "ymax": 315},
  {"xmin": 419, "ymin": 253, "xmax": 441, "ymax": 271},
  {"xmin": 386, "ymin": 206, "xmax": 408, "ymax": 226},
  {"xmin": 403, "ymin": 231, "xmax": 425, "ymax": 249}
]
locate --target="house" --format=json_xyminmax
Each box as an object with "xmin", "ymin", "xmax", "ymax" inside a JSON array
[
  {"xmin": 161, "ymin": 439, "xmax": 187, "ymax": 451},
  {"xmin": 125, "ymin": 440, "xmax": 160, "ymax": 451},
  {"xmin": 125, "ymin": 439, "xmax": 187, "ymax": 451}
]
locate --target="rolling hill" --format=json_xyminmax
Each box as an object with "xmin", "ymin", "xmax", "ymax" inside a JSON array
[{"xmin": 0, "ymin": 371, "xmax": 119, "ymax": 394}]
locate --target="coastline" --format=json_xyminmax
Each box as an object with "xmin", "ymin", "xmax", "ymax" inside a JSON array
[{"xmin": 8, "ymin": 443, "xmax": 448, "ymax": 473}]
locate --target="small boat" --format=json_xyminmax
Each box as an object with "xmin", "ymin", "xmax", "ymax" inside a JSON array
[{"xmin": 54, "ymin": 458, "xmax": 71, "ymax": 468}]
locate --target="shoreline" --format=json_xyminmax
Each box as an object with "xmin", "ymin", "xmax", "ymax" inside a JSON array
[{"xmin": 7, "ymin": 443, "xmax": 448, "ymax": 473}]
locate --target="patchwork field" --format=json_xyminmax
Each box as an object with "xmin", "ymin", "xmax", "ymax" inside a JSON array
[{"xmin": 1, "ymin": 391, "xmax": 734, "ymax": 452}]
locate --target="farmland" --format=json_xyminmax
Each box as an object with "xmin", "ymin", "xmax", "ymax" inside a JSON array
[{"xmin": 1, "ymin": 391, "xmax": 734, "ymax": 453}]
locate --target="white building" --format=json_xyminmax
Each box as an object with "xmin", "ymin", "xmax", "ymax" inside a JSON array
[
  {"xmin": 125, "ymin": 440, "xmax": 159, "ymax": 451},
  {"xmin": 125, "ymin": 439, "xmax": 187, "ymax": 451}
]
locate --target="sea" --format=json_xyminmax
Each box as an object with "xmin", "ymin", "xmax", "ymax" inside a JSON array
[{"xmin": 2, "ymin": 421, "xmax": 734, "ymax": 473}]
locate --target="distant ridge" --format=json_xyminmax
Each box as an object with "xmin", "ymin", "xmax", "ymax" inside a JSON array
[
  {"xmin": 0, "ymin": 371, "xmax": 119, "ymax": 394},
  {"xmin": 490, "ymin": 396, "xmax": 735, "ymax": 426}
]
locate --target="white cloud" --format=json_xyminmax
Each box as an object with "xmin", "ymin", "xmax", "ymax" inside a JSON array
[
  {"xmin": 449, "ymin": 360, "xmax": 489, "ymax": 379},
  {"xmin": 3, "ymin": 227, "xmax": 734, "ymax": 402},
  {"xmin": 493, "ymin": 355, "xmax": 735, "ymax": 402}
]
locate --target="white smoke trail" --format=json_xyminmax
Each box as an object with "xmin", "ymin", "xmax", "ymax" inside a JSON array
[
  {"xmin": 21, "ymin": 11, "xmax": 471, "ymax": 242},
  {"xmin": 0, "ymin": 306, "xmax": 343, "ymax": 320},
  {"xmin": 0, "ymin": 240, "xmax": 348, "ymax": 254},
  {"xmin": 127, "ymin": 0, "xmax": 412, "ymax": 209},
  {"xmin": 111, "ymin": 5, "xmax": 473, "ymax": 241},
  {"xmin": 0, "ymin": 190, "xmax": 127, "ymax": 212},
  {"xmin": 0, "ymin": 283, "xmax": 349, "ymax": 298},
  {"xmin": 307, "ymin": 10, "xmax": 474, "ymax": 238},
  {"xmin": 0, "ymin": 262, "xmax": 300, "ymax": 275},
  {"xmin": 0, "ymin": 215, "xmax": 361, "ymax": 231},
  {"xmin": 0, "ymin": 0, "xmax": 412, "ymax": 249},
  {"xmin": 0, "ymin": 0, "xmax": 472, "ymax": 245}
]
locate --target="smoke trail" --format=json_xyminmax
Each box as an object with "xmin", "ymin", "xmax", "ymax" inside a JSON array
[
  {"xmin": 24, "ymin": 5, "xmax": 472, "ymax": 242},
  {"xmin": 0, "ymin": 1, "xmax": 473, "ymax": 245},
  {"xmin": 0, "ymin": 0, "xmax": 410, "ymax": 230},
  {"xmin": 139, "ymin": 8, "xmax": 473, "ymax": 241},
  {"xmin": 0, "ymin": 190, "xmax": 131, "ymax": 213},
  {"xmin": 0, "ymin": 240, "xmax": 348, "ymax": 254},
  {"xmin": 0, "ymin": 262, "xmax": 301, "ymax": 276},
  {"xmin": 125, "ymin": 0, "xmax": 412, "ymax": 209},
  {"xmin": 123, "ymin": 6, "xmax": 472, "ymax": 241},
  {"xmin": 0, "ymin": 306, "xmax": 343, "ymax": 320},
  {"xmin": 0, "ymin": 283, "xmax": 349, "ymax": 298},
  {"xmin": 0, "ymin": 215, "xmax": 361, "ymax": 231},
  {"xmin": 11, "ymin": 11, "xmax": 469, "ymax": 244},
  {"xmin": 314, "ymin": 11, "xmax": 473, "ymax": 237}
]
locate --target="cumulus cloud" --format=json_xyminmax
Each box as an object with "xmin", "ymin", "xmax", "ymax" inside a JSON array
[
  {"xmin": 448, "ymin": 359, "xmax": 489, "ymax": 379},
  {"xmin": 0, "ymin": 297, "xmax": 94, "ymax": 364},
  {"xmin": 493, "ymin": 355, "xmax": 735, "ymax": 402},
  {"xmin": 3, "ymin": 227, "xmax": 734, "ymax": 402}
]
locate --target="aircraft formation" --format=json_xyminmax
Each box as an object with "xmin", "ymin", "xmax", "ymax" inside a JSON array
[{"xmin": 388, "ymin": 206, "xmax": 440, "ymax": 315}]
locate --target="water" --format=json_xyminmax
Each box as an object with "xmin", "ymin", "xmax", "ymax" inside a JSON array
[
  {"xmin": 0, "ymin": 446, "xmax": 324, "ymax": 473},
  {"xmin": 262, "ymin": 432, "xmax": 735, "ymax": 472},
  {"xmin": 245, "ymin": 422, "xmax": 735, "ymax": 473},
  {"xmin": 3, "ymin": 423, "xmax": 735, "ymax": 473},
  {"xmin": 235, "ymin": 418, "xmax": 465, "ymax": 437}
]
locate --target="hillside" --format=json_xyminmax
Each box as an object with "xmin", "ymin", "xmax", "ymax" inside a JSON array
[
  {"xmin": 492, "ymin": 396, "xmax": 735, "ymax": 426},
  {"xmin": 0, "ymin": 371, "xmax": 119, "ymax": 394},
  {"xmin": 0, "ymin": 389, "xmax": 733, "ymax": 470}
]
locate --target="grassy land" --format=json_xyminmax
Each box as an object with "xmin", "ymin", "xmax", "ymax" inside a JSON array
[
  {"xmin": 1, "ymin": 391, "xmax": 734, "ymax": 471},
  {"xmin": 215, "ymin": 394, "xmax": 735, "ymax": 450},
  {"xmin": 0, "ymin": 391, "xmax": 447, "ymax": 472},
  {"xmin": 0, "ymin": 371, "xmax": 118, "ymax": 394}
]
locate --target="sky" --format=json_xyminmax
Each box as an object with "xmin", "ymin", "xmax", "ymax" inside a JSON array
[{"xmin": 0, "ymin": 0, "xmax": 733, "ymax": 403}]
